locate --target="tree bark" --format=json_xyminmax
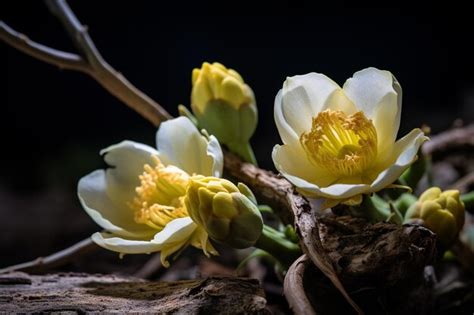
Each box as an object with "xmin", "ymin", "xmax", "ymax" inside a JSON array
[{"xmin": 0, "ymin": 272, "xmax": 267, "ymax": 314}]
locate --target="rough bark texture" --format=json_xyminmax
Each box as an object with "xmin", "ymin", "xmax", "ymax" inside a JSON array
[
  {"xmin": 0, "ymin": 272, "xmax": 267, "ymax": 314},
  {"xmin": 284, "ymin": 216, "xmax": 438, "ymax": 315},
  {"xmin": 317, "ymin": 215, "xmax": 437, "ymax": 287}
]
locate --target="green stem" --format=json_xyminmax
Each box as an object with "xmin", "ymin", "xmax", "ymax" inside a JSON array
[
  {"xmin": 254, "ymin": 225, "xmax": 301, "ymax": 269},
  {"xmin": 461, "ymin": 191, "xmax": 474, "ymax": 212},
  {"xmin": 228, "ymin": 141, "xmax": 258, "ymax": 166},
  {"xmin": 394, "ymin": 193, "xmax": 418, "ymax": 216},
  {"xmin": 353, "ymin": 195, "xmax": 390, "ymax": 223}
]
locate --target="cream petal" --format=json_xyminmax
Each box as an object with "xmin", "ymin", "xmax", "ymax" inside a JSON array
[
  {"xmin": 282, "ymin": 171, "xmax": 369, "ymax": 200},
  {"xmin": 281, "ymin": 73, "xmax": 342, "ymax": 136},
  {"xmin": 152, "ymin": 217, "xmax": 197, "ymax": 244},
  {"xmin": 206, "ymin": 135, "xmax": 224, "ymax": 177},
  {"xmin": 91, "ymin": 232, "xmax": 163, "ymax": 254},
  {"xmin": 101, "ymin": 141, "xmax": 159, "ymax": 206},
  {"xmin": 272, "ymin": 144, "xmax": 335, "ymax": 187},
  {"xmin": 78, "ymin": 170, "xmax": 155, "ymax": 239},
  {"xmin": 274, "ymin": 89, "xmax": 299, "ymax": 145},
  {"xmin": 369, "ymin": 128, "xmax": 428, "ymax": 192},
  {"xmin": 325, "ymin": 90, "xmax": 358, "ymax": 115},
  {"xmin": 343, "ymin": 68, "xmax": 402, "ymax": 160},
  {"xmin": 156, "ymin": 117, "xmax": 223, "ymax": 177}
]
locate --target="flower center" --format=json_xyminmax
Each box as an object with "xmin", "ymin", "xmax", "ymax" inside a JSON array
[
  {"xmin": 129, "ymin": 156, "xmax": 190, "ymax": 231},
  {"xmin": 300, "ymin": 110, "xmax": 377, "ymax": 180}
]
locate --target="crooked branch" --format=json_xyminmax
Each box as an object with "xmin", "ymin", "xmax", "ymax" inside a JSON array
[{"xmin": 0, "ymin": 21, "xmax": 89, "ymax": 73}]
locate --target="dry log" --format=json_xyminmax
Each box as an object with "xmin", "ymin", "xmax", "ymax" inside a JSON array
[
  {"xmin": 284, "ymin": 216, "xmax": 438, "ymax": 314},
  {"xmin": 0, "ymin": 272, "xmax": 267, "ymax": 314},
  {"xmin": 317, "ymin": 215, "xmax": 437, "ymax": 287}
]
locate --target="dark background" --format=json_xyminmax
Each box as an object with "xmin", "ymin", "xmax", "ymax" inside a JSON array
[{"xmin": 2, "ymin": 2, "xmax": 473, "ymax": 266}]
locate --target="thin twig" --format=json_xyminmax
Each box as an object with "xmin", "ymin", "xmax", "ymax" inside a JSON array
[
  {"xmin": 1, "ymin": 21, "xmax": 89, "ymax": 73},
  {"xmin": 1, "ymin": 0, "xmax": 172, "ymax": 126},
  {"xmin": 0, "ymin": 238, "xmax": 98, "ymax": 274}
]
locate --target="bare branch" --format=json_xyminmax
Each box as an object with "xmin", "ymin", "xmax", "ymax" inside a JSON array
[
  {"xmin": 0, "ymin": 238, "xmax": 98, "ymax": 274},
  {"xmin": 1, "ymin": 21, "xmax": 89, "ymax": 73},
  {"xmin": 43, "ymin": 0, "xmax": 172, "ymax": 126}
]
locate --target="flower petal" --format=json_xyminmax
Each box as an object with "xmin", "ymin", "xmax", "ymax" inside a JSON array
[
  {"xmin": 152, "ymin": 217, "xmax": 197, "ymax": 244},
  {"xmin": 272, "ymin": 144, "xmax": 335, "ymax": 187},
  {"xmin": 156, "ymin": 117, "xmax": 223, "ymax": 177},
  {"xmin": 78, "ymin": 170, "xmax": 156, "ymax": 239},
  {"xmin": 91, "ymin": 232, "xmax": 164, "ymax": 254},
  {"xmin": 281, "ymin": 73, "xmax": 342, "ymax": 137},
  {"xmin": 369, "ymin": 128, "xmax": 428, "ymax": 192},
  {"xmin": 101, "ymin": 140, "xmax": 159, "ymax": 205},
  {"xmin": 343, "ymin": 68, "xmax": 402, "ymax": 161},
  {"xmin": 274, "ymin": 90, "xmax": 299, "ymax": 145},
  {"xmin": 91, "ymin": 217, "xmax": 197, "ymax": 258}
]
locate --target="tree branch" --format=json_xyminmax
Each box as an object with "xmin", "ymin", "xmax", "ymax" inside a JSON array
[
  {"xmin": 1, "ymin": 21, "xmax": 90, "ymax": 73},
  {"xmin": 0, "ymin": 238, "xmax": 98, "ymax": 274}
]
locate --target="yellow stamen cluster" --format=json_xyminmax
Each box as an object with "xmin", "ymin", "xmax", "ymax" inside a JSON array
[
  {"xmin": 130, "ymin": 156, "xmax": 190, "ymax": 231},
  {"xmin": 300, "ymin": 110, "xmax": 377, "ymax": 180}
]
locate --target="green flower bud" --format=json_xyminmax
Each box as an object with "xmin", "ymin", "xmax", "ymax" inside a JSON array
[
  {"xmin": 184, "ymin": 176, "xmax": 263, "ymax": 249},
  {"xmin": 405, "ymin": 187, "xmax": 465, "ymax": 247},
  {"xmin": 191, "ymin": 62, "xmax": 258, "ymax": 163}
]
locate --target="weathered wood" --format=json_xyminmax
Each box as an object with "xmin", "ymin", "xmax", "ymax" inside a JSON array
[
  {"xmin": 0, "ymin": 272, "xmax": 267, "ymax": 314},
  {"xmin": 317, "ymin": 215, "xmax": 437, "ymax": 287}
]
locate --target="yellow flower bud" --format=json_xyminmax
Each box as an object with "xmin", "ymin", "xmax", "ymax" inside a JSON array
[
  {"xmin": 405, "ymin": 187, "xmax": 465, "ymax": 247},
  {"xmin": 191, "ymin": 62, "xmax": 258, "ymax": 163},
  {"xmin": 184, "ymin": 176, "xmax": 263, "ymax": 249}
]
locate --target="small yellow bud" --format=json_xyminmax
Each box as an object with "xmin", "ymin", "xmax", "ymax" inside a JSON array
[
  {"xmin": 405, "ymin": 187, "xmax": 465, "ymax": 247},
  {"xmin": 190, "ymin": 62, "xmax": 258, "ymax": 163},
  {"xmin": 184, "ymin": 176, "xmax": 263, "ymax": 249}
]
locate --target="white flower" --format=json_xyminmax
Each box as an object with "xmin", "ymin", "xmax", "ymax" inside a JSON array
[
  {"xmin": 78, "ymin": 117, "xmax": 223, "ymax": 266},
  {"xmin": 272, "ymin": 67, "xmax": 428, "ymax": 205}
]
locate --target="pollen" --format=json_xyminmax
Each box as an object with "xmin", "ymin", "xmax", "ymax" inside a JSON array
[
  {"xmin": 129, "ymin": 155, "xmax": 190, "ymax": 231},
  {"xmin": 300, "ymin": 110, "xmax": 377, "ymax": 180}
]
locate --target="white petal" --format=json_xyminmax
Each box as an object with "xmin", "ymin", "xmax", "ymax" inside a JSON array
[
  {"xmin": 282, "ymin": 172, "xmax": 370, "ymax": 200},
  {"xmin": 156, "ymin": 117, "xmax": 223, "ymax": 176},
  {"xmin": 281, "ymin": 73, "xmax": 342, "ymax": 137},
  {"xmin": 152, "ymin": 217, "xmax": 197, "ymax": 244},
  {"xmin": 91, "ymin": 232, "xmax": 163, "ymax": 254},
  {"xmin": 78, "ymin": 170, "xmax": 155, "ymax": 238},
  {"xmin": 343, "ymin": 68, "xmax": 402, "ymax": 159},
  {"xmin": 272, "ymin": 144, "xmax": 335, "ymax": 187},
  {"xmin": 274, "ymin": 89, "xmax": 299, "ymax": 145},
  {"xmin": 206, "ymin": 135, "xmax": 224, "ymax": 177},
  {"xmin": 369, "ymin": 128, "xmax": 428, "ymax": 192},
  {"xmin": 101, "ymin": 140, "xmax": 159, "ymax": 205}
]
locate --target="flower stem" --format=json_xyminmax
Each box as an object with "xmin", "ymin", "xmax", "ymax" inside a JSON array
[
  {"xmin": 461, "ymin": 191, "xmax": 474, "ymax": 212},
  {"xmin": 254, "ymin": 225, "xmax": 302, "ymax": 269},
  {"xmin": 228, "ymin": 141, "xmax": 258, "ymax": 166}
]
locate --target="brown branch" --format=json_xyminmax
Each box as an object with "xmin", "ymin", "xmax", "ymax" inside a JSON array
[
  {"xmin": 422, "ymin": 124, "xmax": 474, "ymax": 157},
  {"xmin": 0, "ymin": 238, "xmax": 98, "ymax": 274},
  {"xmin": 284, "ymin": 255, "xmax": 316, "ymax": 315},
  {"xmin": 1, "ymin": 21, "xmax": 90, "ymax": 73},
  {"xmin": 1, "ymin": 1, "xmax": 172, "ymax": 126}
]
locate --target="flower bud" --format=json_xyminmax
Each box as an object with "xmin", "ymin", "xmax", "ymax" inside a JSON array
[
  {"xmin": 184, "ymin": 176, "xmax": 263, "ymax": 249},
  {"xmin": 191, "ymin": 62, "xmax": 258, "ymax": 163},
  {"xmin": 405, "ymin": 187, "xmax": 465, "ymax": 247}
]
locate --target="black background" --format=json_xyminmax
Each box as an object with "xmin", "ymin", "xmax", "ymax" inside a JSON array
[{"xmin": 2, "ymin": 1, "xmax": 473, "ymax": 265}]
